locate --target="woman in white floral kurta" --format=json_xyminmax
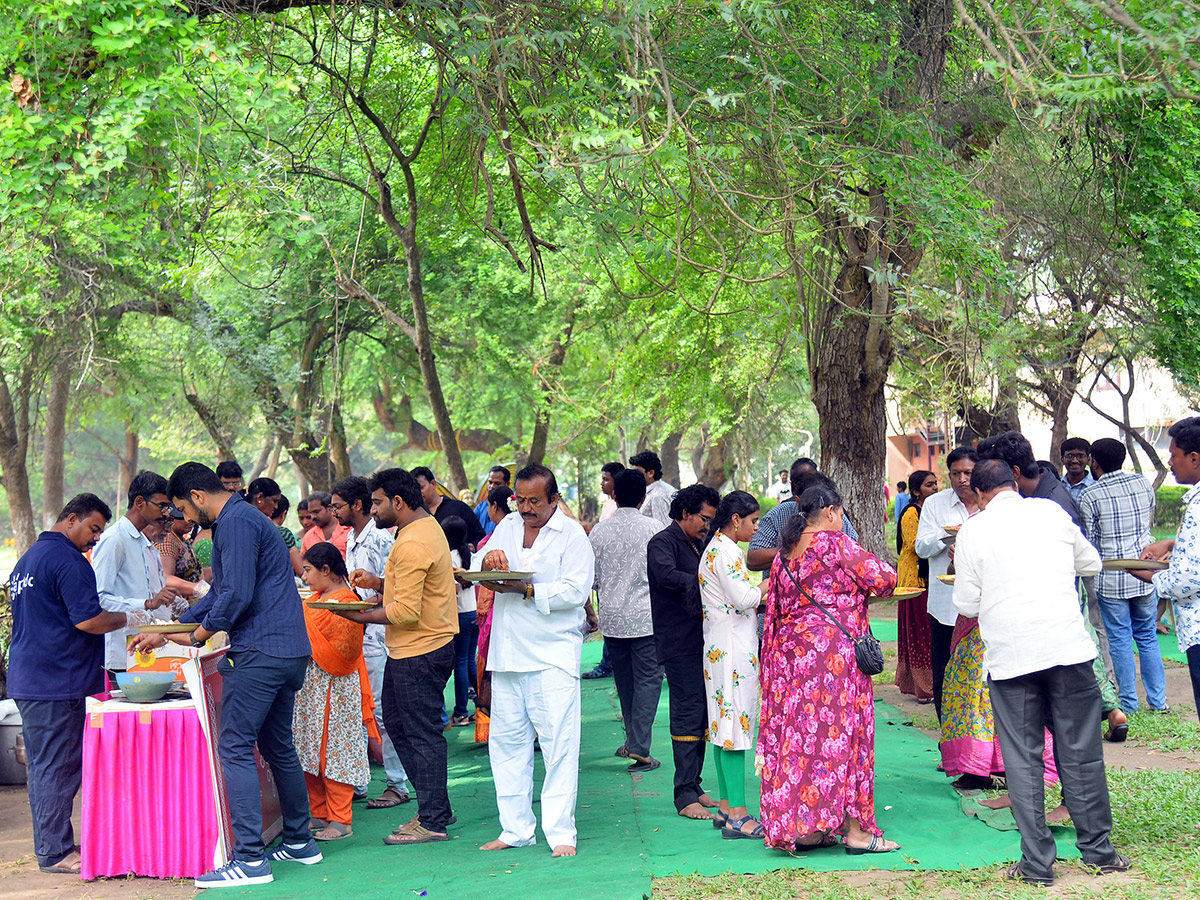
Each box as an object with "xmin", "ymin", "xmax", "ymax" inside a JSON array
[{"xmin": 698, "ymin": 490, "xmax": 769, "ymax": 839}]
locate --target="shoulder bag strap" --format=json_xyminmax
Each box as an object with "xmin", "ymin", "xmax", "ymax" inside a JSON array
[{"xmin": 778, "ymin": 551, "xmax": 859, "ymax": 644}]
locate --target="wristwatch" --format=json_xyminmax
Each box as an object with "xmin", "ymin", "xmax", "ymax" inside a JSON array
[{"xmin": 190, "ymin": 631, "xmax": 207, "ymax": 648}]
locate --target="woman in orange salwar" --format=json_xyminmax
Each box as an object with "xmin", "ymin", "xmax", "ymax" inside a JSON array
[{"xmin": 294, "ymin": 542, "xmax": 381, "ymax": 841}]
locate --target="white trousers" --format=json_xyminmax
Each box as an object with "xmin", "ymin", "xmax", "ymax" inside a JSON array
[{"xmin": 489, "ymin": 668, "xmax": 581, "ymax": 848}]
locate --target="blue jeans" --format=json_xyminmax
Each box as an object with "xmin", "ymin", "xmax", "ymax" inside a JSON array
[
  {"xmin": 1097, "ymin": 592, "xmax": 1167, "ymax": 711},
  {"xmin": 15, "ymin": 698, "xmax": 85, "ymax": 868},
  {"xmin": 452, "ymin": 611, "xmax": 479, "ymax": 718},
  {"xmin": 217, "ymin": 650, "xmax": 312, "ymax": 861}
]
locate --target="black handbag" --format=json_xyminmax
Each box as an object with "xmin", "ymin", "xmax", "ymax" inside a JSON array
[{"xmin": 779, "ymin": 555, "xmax": 886, "ymax": 677}]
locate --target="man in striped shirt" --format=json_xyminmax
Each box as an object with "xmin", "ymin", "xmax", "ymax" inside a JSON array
[{"xmin": 1079, "ymin": 438, "xmax": 1166, "ymax": 713}]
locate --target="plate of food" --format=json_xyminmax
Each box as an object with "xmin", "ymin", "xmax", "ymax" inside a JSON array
[
  {"xmin": 137, "ymin": 622, "xmax": 200, "ymax": 634},
  {"xmin": 1103, "ymin": 558, "xmax": 1169, "ymax": 571},
  {"xmin": 306, "ymin": 600, "xmax": 377, "ymax": 611},
  {"xmin": 937, "ymin": 574, "xmax": 955, "ymax": 584},
  {"xmin": 457, "ymin": 571, "xmax": 534, "ymax": 583},
  {"xmin": 890, "ymin": 587, "xmax": 925, "ymax": 600}
]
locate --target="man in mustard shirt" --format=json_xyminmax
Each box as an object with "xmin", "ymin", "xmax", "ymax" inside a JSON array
[{"xmin": 342, "ymin": 467, "xmax": 458, "ymax": 846}]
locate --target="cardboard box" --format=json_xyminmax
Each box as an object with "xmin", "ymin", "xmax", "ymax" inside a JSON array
[{"xmin": 125, "ymin": 632, "xmax": 228, "ymax": 679}]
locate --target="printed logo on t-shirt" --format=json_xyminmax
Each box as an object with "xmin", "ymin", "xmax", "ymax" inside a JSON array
[{"xmin": 10, "ymin": 572, "xmax": 33, "ymax": 597}]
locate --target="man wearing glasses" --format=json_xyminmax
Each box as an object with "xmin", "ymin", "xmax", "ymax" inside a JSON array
[
  {"xmin": 92, "ymin": 470, "xmax": 181, "ymax": 676},
  {"xmin": 1060, "ymin": 438, "xmax": 1095, "ymax": 502}
]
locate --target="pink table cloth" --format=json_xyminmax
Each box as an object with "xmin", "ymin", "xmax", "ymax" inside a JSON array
[{"xmin": 81, "ymin": 701, "xmax": 219, "ymax": 880}]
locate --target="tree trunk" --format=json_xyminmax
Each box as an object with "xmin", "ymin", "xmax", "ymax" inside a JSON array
[
  {"xmin": 184, "ymin": 391, "xmax": 236, "ymax": 461},
  {"xmin": 248, "ymin": 439, "xmax": 275, "ymax": 481},
  {"xmin": 661, "ymin": 431, "xmax": 683, "ymax": 486},
  {"xmin": 116, "ymin": 427, "xmax": 139, "ymax": 505},
  {"xmin": 1045, "ymin": 384, "xmax": 1075, "ymax": 468},
  {"xmin": 266, "ymin": 441, "xmax": 282, "ymax": 479},
  {"xmin": 698, "ymin": 434, "xmax": 732, "ymax": 489},
  {"xmin": 42, "ymin": 359, "xmax": 72, "ymax": 528},
  {"xmin": 398, "ymin": 225, "xmax": 469, "ymax": 493},
  {"xmin": 0, "ymin": 362, "xmax": 37, "ymax": 551},
  {"xmin": 329, "ymin": 403, "xmax": 353, "ymax": 480},
  {"xmin": 528, "ymin": 328, "xmax": 570, "ymax": 465}
]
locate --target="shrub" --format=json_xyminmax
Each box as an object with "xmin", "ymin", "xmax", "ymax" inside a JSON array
[{"xmin": 1156, "ymin": 485, "xmax": 1189, "ymax": 530}]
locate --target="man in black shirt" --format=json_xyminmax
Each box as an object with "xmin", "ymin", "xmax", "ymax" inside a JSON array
[
  {"xmin": 646, "ymin": 484, "xmax": 719, "ymax": 821},
  {"xmin": 413, "ymin": 467, "xmax": 486, "ymax": 549}
]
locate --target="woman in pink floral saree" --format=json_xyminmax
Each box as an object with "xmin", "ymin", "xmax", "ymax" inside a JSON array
[{"xmin": 758, "ymin": 483, "xmax": 901, "ymax": 855}]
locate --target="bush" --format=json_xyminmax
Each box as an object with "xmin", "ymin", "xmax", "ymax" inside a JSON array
[{"xmin": 1156, "ymin": 485, "xmax": 1189, "ymax": 530}]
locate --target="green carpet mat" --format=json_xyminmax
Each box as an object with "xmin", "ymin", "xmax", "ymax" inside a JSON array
[
  {"xmin": 870, "ymin": 618, "xmax": 898, "ymax": 643},
  {"xmin": 246, "ymin": 642, "xmax": 1077, "ymax": 900},
  {"xmin": 1158, "ymin": 631, "xmax": 1188, "ymax": 664}
]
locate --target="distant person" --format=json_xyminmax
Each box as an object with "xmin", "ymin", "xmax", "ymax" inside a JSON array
[
  {"xmin": 9, "ymin": 494, "xmax": 134, "ymax": 876},
  {"xmin": 300, "ymin": 491, "xmax": 351, "ymax": 557},
  {"xmin": 630, "ymin": 450, "xmax": 676, "ymax": 527},
  {"xmin": 894, "ymin": 481, "xmax": 910, "ymax": 524},
  {"xmin": 599, "ymin": 461, "xmax": 625, "ymax": 521},
  {"xmin": 747, "ymin": 459, "xmax": 860, "ymax": 573},
  {"xmin": 247, "ymin": 477, "xmax": 303, "ymax": 577},
  {"xmin": 1060, "ymin": 438, "xmax": 1094, "ymax": 502},
  {"xmin": 442, "ymin": 515, "xmax": 480, "ymax": 728},
  {"xmin": 413, "ymin": 467, "xmax": 486, "ymax": 549},
  {"xmin": 589, "ymin": 469, "xmax": 665, "ymax": 773},
  {"xmin": 297, "ymin": 498, "xmax": 314, "ymax": 538},
  {"xmin": 647, "ymin": 484, "xmax": 721, "ymax": 821},
  {"xmin": 1134, "ymin": 417, "xmax": 1200, "ymax": 718},
  {"xmin": 767, "ymin": 470, "xmax": 791, "ymax": 503},
  {"xmin": 131, "ymin": 462, "xmax": 318, "ymax": 886},
  {"xmin": 216, "ymin": 460, "xmax": 245, "ymax": 495},
  {"xmin": 473, "ymin": 466, "xmax": 511, "ymax": 537},
  {"xmin": 954, "ymin": 459, "xmax": 1129, "ymax": 886},
  {"xmin": 154, "ymin": 505, "xmax": 206, "ymax": 598},
  {"xmin": 1079, "ymin": 438, "xmax": 1165, "ymax": 713}
]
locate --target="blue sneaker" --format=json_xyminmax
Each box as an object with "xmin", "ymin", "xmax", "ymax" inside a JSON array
[
  {"xmin": 194, "ymin": 858, "xmax": 274, "ymax": 888},
  {"xmin": 267, "ymin": 839, "xmax": 324, "ymax": 865}
]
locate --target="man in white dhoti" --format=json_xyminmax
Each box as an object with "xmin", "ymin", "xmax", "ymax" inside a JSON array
[{"xmin": 477, "ymin": 463, "xmax": 594, "ymax": 858}]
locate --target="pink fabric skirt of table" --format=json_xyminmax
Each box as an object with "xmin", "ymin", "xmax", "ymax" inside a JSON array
[{"xmin": 82, "ymin": 704, "xmax": 219, "ymax": 880}]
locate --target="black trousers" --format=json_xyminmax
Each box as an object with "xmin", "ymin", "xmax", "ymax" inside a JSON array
[
  {"xmin": 382, "ymin": 641, "xmax": 455, "ymax": 830},
  {"xmin": 16, "ymin": 698, "xmax": 85, "ymax": 868},
  {"xmin": 607, "ymin": 636, "xmax": 664, "ymax": 758},
  {"xmin": 661, "ymin": 653, "xmax": 707, "ymax": 811},
  {"xmin": 1188, "ymin": 645, "xmax": 1200, "ymax": 720},
  {"xmin": 929, "ymin": 615, "xmax": 955, "ymax": 723},
  {"xmin": 217, "ymin": 650, "xmax": 312, "ymax": 861},
  {"xmin": 989, "ymin": 661, "xmax": 1121, "ymax": 878}
]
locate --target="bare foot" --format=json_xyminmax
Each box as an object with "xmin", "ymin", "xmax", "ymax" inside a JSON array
[
  {"xmin": 678, "ymin": 802, "xmax": 715, "ymax": 820},
  {"xmin": 698, "ymin": 794, "xmax": 718, "ymax": 808},
  {"xmin": 978, "ymin": 794, "xmax": 1013, "ymax": 810},
  {"xmin": 480, "ymin": 839, "xmax": 515, "ymax": 851},
  {"xmin": 1046, "ymin": 804, "xmax": 1070, "ymax": 825},
  {"xmin": 551, "ymin": 845, "xmax": 576, "ymax": 857}
]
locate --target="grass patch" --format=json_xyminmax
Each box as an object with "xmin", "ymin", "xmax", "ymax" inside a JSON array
[{"xmin": 1126, "ymin": 708, "xmax": 1200, "ymax": 754}]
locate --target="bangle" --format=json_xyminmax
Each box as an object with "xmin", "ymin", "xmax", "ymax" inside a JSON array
[{"xmin": 524, "ymin": 583, "xmax": 534, "ymax": 600}]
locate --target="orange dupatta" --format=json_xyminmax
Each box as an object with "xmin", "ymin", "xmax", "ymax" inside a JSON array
[{"xmin": 304, "ymin": 586, "xmax": 381, "ymax": 742}]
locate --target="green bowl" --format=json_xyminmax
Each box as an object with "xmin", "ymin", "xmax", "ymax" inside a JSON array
[{"xmin": 114, "ymin": 671, "xmax": 177, "ymax": 703}]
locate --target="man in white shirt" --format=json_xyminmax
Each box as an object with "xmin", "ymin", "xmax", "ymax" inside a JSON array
[
  {"xmin": 913, "ymin": 446, "xmax": 979, "ymax": 721},
  {"xmin": 477, "ymin": 463, "xmax": 595, "ymax": 858},
  {"xmin": 589, "ymin": 470, "xmax": 664, "ymax": 773},
  {"xmin": 954, "ymin": 459, "xmax": 1129, "ymax": 886},
  {"xmin": 767, "ymin": 470, "xmax": 791, "ymax": 503},
  {"xmin": 630, "ymin": 450, "xmax": 676, "ymax": 528},
  {"xmin": 331, "ymin": 476, "xmax": 413, "ymax": 808},
  {"xmin": 92, "ymin": 470, "xmax": 179, "ymax": 672}
]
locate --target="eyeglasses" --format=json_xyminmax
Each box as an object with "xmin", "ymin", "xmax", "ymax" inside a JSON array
[
  {"xmin": 1063, "ymin": 452, "xmax": 1089, "ymax": 461},
  {"xmin": 143, "ymin": 499, "xmax": 173, "ymax": 512},
  {"xmin": 329, "ymin": 501, "xmax": 348, "ymax": 512}
]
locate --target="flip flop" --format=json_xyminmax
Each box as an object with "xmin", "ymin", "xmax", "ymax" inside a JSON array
[
  {"xmin": 314, "ymin": 822, "xmax": 353, "ymax": 841},
  {"xmin": 367, "ymin": 788, "xmax": 411, "ymax": 809},
  {"xmin": 383, "ymin": 824, "xmax": 449, "ymax": 845},
  {"xmin": 845, "ymin": 834, "xmax": 900, "ymax": 855},
  {"xmin": 39, "ymin": 851, "xmax": 82, "ymax": 874}
]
